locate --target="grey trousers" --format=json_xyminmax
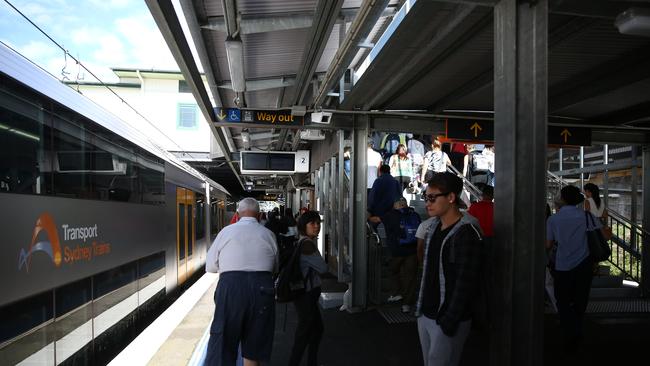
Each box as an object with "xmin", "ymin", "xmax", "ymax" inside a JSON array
[{"xmin": 417, "ymin": 316, "xmax": 471, "ymax": 366}]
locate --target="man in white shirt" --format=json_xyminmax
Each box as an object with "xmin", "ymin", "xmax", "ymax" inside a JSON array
[{"xmin": 205, "ymin": 198, "xmax": 278, "ymax": 366}]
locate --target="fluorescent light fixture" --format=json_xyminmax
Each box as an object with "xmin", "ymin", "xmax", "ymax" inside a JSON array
[
  {"xmin": 616, "ymin": 8, "xmax": 650, "ymax": 37},
  {"xmin": 0, "ymin": 122, "xmax": 40, "ymax": 141},
  {"xmin": 225, "ymin": 37, "xmax": 246, "ymax": 92}
]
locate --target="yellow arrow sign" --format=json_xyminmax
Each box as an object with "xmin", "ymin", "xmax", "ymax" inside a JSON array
[
  {"xmin": 560, "ymin": 128, "xmax": 572, "ymax": 143},
  {"xmin": 470, "ymin": 122, "xmax": 482, "ymax": 138},
  {"xmin": 217, "ymin": 109, "xmax": 227, "ymax": 121}
]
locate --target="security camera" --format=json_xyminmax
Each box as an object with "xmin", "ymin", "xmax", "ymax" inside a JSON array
[{"xmin": 311, "ymin": 111, "xmax": 332, "ymax": 124}]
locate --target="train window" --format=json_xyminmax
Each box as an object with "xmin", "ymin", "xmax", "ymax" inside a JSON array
[
  {"xmin": 55, "ymin": 278, "xmax": 92, "ymax": 317},
  {"xmin": 195, "ymin": 193, "xmax": 205, "ymax": 240},
  {"xmin": 0, "ymin": 74, "xmax": 165, "ymax": 204},
  {"xmin": 179, "ymin": 203, "xmax": 186, "ymax": 260},
  {"xmin": 0, "ymin": 87, "xmax": 51, "ymax": 195},
  {"xmin": 139, "ymin": 252, "xmax": 165, "ymax": 279},
  {"xmin": 93, "ymin": 262, "xmax": 137, "ymax": 300},
  {"xmin": 0, "ymin": 290, "xmax": 53, "ymax": 344}
]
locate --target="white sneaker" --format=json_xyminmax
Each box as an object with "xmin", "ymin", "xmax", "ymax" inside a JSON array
[
  {"xmin": 387, "ymin": 295, "xmax": 403, "ymax": 302},
  {"xmin": 401, "ymin": 305, "xmax": 411, "ymax": 313}
]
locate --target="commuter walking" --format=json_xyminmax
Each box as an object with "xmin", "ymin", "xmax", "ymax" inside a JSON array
[
  {"xmin": 288, "ymin": 211, "xmax": 328, "ymax": 366},
  {"xmin": 583, "ymin": 183, "xmax": 606, "ymax": 222},
  {"xmin": 546, "ymin": 185, "xmax": 602, "ymax": 352},
  {"xmin": 383, "ymin": 197, "xmax": 421, "ymax": 313},
  {"xmin": 415, "ymin": 172, "xmax": 482, "ymax": 366},
  {"xmin": 368, "ymin": 164, "xmax": 402, "ymax": 220},
  {"xmin": 421, "ymin": 139, "xmax": 451, "ymax": 183},
  {"xmin": 205, "ymin": 198, "xmax": 279, "ymax": 366},
  {"xmin": 388, "ymin": 143, "xmax": 414, "ymax": 190}
]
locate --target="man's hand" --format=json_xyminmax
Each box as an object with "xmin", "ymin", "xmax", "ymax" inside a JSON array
[{"xmin": 368, "ymin": 216, "xmax": 382, "ymax": 224}]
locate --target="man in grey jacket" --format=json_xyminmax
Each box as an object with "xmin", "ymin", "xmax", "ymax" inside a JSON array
[{"xmin": 415, "ymin": 172, "xmax": 483, "ymax": 366}]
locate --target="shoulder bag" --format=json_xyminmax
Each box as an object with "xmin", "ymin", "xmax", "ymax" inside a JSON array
[{"xmin": 586, "ymin": 212, "xmax": 611, "ymax": 262}]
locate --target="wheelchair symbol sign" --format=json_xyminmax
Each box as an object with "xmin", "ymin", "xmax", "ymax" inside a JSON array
[{"xmin": 228, "ymin": 109, "xmax": 241, "ymax": 122}]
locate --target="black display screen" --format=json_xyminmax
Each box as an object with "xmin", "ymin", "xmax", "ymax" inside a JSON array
[{"xmin": 241, "ymin": 152, "xmax": 295, "ymax": 171}]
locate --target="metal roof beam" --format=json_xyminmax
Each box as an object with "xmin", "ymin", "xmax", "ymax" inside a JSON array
[
  {"xmin": 314, "ymin": 0, "xmax": 392, "ymax": 107},
  {"xmin": 292, "ymin": 0, "xmax": 344, "ymax": 106},
  {"xmin": 358, "ymin": 3, "xmax": 483, "ymax": 110},
  {"xmin": 203, "ymin": 15, "xmax": 313, "ymax": 33},
  {"xmin": 201, "ymin": 7, "xmax": 396, "ymax": 34},
  {"xmin": 219, "ymin": 77, "xmax": 294, "ymax": 92},
  {"xmin": 145, "ymin": 0, "xmax": 243, "ymax": 189}
]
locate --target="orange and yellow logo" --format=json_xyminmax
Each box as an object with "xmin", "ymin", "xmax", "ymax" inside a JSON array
[{"xmin": 18, "ymin": 213, "xmax": 62, "ymax": 272}]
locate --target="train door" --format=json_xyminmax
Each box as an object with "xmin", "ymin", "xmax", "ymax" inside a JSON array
[{"xmin": 176, "ymin": 187, "xmax": 196, "ymax": 285}]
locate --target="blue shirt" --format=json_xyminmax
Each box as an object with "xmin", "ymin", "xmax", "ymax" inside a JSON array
[
  {"xmin": 368, "ymin": 173, "xmax": 402, "ymax": 217},
  {"xmin": 547, "ymin": 205, "xmax": 601, "ymax": 271}
]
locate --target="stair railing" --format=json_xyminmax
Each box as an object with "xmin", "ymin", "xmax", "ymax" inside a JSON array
[
  {"xmin": 446, "ymin": 164, "xmax": 483, "ymax": 202},
  {"xmin": 605, "ymin": 208, "xmax": 647, "ymax": 290}
]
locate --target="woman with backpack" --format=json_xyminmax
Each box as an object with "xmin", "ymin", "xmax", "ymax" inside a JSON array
[
  {"xmin": 389, "ymin": 143, "xmax": 414, "ymax": 190},
  {"xmin": 288, "ymin": 211, "xmax": 328, "ymax": 366}
]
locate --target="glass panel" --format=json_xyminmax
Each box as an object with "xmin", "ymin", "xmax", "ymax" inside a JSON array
[
  {"xmin": 195, "ymin": 193, "xmax": 205, "ymax": 240},
  {"xmin": 0, "ymin": 291, "xmax": 55, "ymax": 365},
  {"xmin": 188, "ymin": 205, "xmax": 194, "ymax": 257},
  {"xmin": 179, "ymin": 204, "xmax": 186, "ymax": 260},
  {"xmin": 92, "ymin": 263, "xmax": 138, "ymax": 337},
  {"xmin": 0, "ymin": 77, "xmax": 50, "ymax": 195}
]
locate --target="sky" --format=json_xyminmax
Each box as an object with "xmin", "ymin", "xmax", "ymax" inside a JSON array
[{"xmin": 0, "ymin": 0, "xmax": 181, "ymax": 83}]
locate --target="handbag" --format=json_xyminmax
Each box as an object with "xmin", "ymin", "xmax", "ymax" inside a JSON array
[{"xmin": 586, "ymin": 212, "xmax": 611, "ymax": 262}]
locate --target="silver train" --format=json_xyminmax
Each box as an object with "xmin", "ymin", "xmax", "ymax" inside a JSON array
[{"xmin": 0, "ymin": 43, "xmax": 229, "ymax": 365}]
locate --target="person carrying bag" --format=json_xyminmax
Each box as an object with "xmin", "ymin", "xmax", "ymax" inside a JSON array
[{"xmin": 585, "ymin": 211, "xmax": 612, "ymax": 263}]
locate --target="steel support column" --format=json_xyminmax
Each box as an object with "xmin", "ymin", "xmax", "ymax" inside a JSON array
[
  {"xmin": 493, "ymin": 1, "xmax": 547, "ymax": 365},
  {"xmin": 351, "ymin": 115, "xmax": 369, "ymax": 309},
  {"xmin": 642, "ymin": 147, "xmax": 650, "ymax": 296}
]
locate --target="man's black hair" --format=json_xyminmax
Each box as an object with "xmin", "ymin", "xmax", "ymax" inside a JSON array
[
  {"xmin": 297, "ymin": 210, "xmax": 321, "ymax": 235},
  {"xmin": 560, "ymin": 185, "xmax": 584, "ymax": 206},
  {"xmin": 427, "ymin": 172, "xmax": 463, "ymax": 205},
  {"xmin": 379, "ymin": 164, "xmax": 391, "ymax": 174}
]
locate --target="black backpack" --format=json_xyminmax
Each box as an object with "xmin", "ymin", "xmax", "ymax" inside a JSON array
[{"xmin": 275, "ymin": 238, "xmax": 309, "ymax": 303}]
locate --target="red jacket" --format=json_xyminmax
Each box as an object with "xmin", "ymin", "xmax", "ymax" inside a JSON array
[{"xmin": 468, "ymin": 200, "xmax": 493, "ymax": 237}]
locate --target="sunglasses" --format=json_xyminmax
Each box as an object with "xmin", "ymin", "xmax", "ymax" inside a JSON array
[{"xmin": 422, "ymin": 192, "xmax": 449, "ymax": 203}]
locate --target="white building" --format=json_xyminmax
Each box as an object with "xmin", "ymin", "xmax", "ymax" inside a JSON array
[{"xmin": 67, "ymin": 68, "xmax": 213, "ymax": 158}]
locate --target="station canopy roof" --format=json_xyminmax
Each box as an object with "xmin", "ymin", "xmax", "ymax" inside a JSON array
[{"xmin": 148, "ymin": 0, "xmax": 650, "ymax": 195}]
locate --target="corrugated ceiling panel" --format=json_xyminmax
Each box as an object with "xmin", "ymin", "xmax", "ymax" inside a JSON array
[
  {"xmin": 203, "ymin": 0, "xmax": 319, "ymax": 17},
  {"xmin": 241, "ymin": 29, "xmax": 311, "ymax": 78},
  {"xmin": 549, "ymin": 20, "xmax": 650, "ymax": 87},
  {"xmin": 556, "ymin": 79, "xmax": 650, "ymax": 119}
]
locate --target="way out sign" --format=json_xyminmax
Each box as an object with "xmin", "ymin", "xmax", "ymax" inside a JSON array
[
  {"xmin": 446, "ymin": 120, "xmax": 494, "ymax": 142},
  {"xmin": 548, "ymin": 126, "xmax": 591, "ymax": 147},
  {"xmin": 214, "ymin": 108, "xmax": 303, "ymax": 126}
]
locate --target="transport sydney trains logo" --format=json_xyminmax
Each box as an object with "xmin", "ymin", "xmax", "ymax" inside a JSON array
[{"xmin": 18, "ymin": 213, "xmax": 111, "ymax": 272}]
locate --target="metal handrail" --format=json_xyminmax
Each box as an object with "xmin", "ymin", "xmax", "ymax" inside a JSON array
[
  {"xmin": 606, "ymin": 213, "xmax": 644, "ymax": 287},
  {"xmin": 446, "ymin": 164, "xmax": 483, "ymax": 202}
]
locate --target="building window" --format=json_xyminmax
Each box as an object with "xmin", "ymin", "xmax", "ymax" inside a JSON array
[
  {"xmin": 178, "ymin": 80, "xmax": 191, "ymax": 93},
  {"xmin": 177, "ymin": 103, "xmax": 198, "ymax": 129}
]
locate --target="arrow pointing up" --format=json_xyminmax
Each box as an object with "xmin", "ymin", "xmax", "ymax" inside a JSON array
[
  {"xmin": 560, "ymin": 128, "xmax": 572, "ymax": 144},
  {"xmin": 470, "ymin": 122, "xmax": 482, "ymax": 138}
]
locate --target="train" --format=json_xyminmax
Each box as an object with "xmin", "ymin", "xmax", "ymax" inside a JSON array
[{"xmin": 0, "ymin": 42, "xmax": 230, "ymax": 365}]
